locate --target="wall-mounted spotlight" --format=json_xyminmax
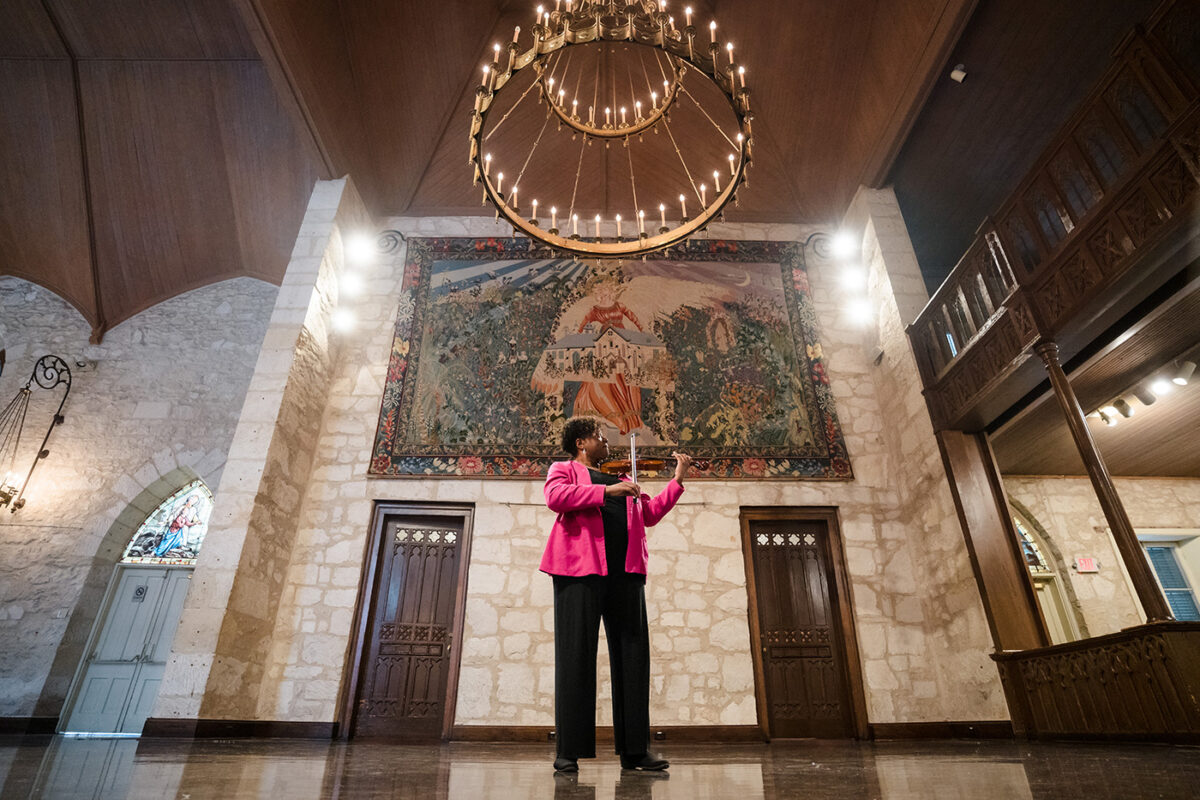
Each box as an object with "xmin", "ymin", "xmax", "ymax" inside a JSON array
[
  {"xmin": 1112, "ymin": 398, "xmax": 1134, "ymax": 418},
  {"xmin": 1173, "ymin": 360, "xmax": 1196, "ymax": 386},
  {"xmin": 950, "ymin": 64, "xmax": 967, "ymax": 83},
  {"xmin": 1133, "ymin": 386, "xmax": 1157, "ymax": 406}
]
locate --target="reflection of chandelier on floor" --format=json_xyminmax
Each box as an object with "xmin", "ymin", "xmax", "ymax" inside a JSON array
[{"xmin": 470, "ymin": 1, "xmax": 752, "ymax": 257}]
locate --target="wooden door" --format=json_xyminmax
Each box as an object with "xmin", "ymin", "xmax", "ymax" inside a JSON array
[
  {"xmin": 744, "ymin": 512, "xmax": 861, "ymax": 738},
  {"xmin": 351, "ymin": 511, "xmax": 470, "ymax": 739},
  {"xmin": 61, "ymin": 566, "xmax": 191, "ymax": 734}
]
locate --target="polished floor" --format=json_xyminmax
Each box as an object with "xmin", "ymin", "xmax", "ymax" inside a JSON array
[{"xmin": 1, "ymin": 736, "xmax": 1198, "ymax": 799}]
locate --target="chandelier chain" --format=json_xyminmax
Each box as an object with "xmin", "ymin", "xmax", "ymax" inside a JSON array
[
  {"xmin": 485, "ymin": 73, "xmax": 540, "ymax": 142},
  {"xmin": 567, "ymin": 131, "xmax": 588, "ymax": 221},
  {"xmin": 679, "ymin": 83, "xmax": 737, "ymax": 149},
  {"xmin": 661, "ymin": 114, "xmax": 703, "ymax": 205},
  {"xmin": 626, "ymin": 141, "xmax": 640, "ymax": 218},
  {"xmin": 515, "ymin": 106, "xmax": 554, "ymax": 191}
]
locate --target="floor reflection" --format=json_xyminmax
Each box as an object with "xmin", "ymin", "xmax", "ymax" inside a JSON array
[{"xmin": 0, "ymin": 737, "xmax": 1197, "ymax": 799}]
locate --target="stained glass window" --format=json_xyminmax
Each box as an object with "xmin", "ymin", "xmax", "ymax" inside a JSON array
[
  {"xmin": 1012, "ymin": 516, "xmax": 1051, "ymax": 575},
  {"xmin": 120, "ymin": 480, "xmax": 214, "ymax": 565}
]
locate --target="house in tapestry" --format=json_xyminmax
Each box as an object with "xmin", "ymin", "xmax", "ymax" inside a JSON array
[{"xmin": 545, "ymin": 323, "xmax": 666, "ymax": 382}]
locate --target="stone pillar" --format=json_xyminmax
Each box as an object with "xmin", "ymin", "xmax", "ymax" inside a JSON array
[
  {"xmin": 150, "ymin": 177, "xmax": 371, "ymax": 728},
  {"xmin": 1034, "ymin": 341, "xmax": 1172, "ymax": 622}
]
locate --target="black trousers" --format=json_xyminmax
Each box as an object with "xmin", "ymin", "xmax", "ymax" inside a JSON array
[{"xmin": 552, "ymin": 574, "xmax": 650, "ymax": 760}]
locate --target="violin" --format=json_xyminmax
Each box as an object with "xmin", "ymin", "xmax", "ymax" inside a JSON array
[{"xmin": 597, "ymin": 457, "xmax": 711, "ymax": 475}]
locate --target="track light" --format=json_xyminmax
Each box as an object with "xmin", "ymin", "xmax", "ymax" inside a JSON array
[
  {"xmin": 1112, "ymin": 398, "xmax": 1134, "ymax": 418},
  {"xmin": 1173, "ymin": 360, "xmax": 1196, "ymax": 386},
  {"xmin": 1133, "ymin": 386, "xmax": 1156, "ymax": 406}
]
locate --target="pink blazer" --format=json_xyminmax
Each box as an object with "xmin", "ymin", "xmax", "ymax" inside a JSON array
[{"xmin": 540, "ymin": 459, "xmax": 685, "ymax": 576}]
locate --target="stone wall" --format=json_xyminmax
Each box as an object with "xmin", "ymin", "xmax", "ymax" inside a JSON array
[
  {"xmin": 0, "ymin": 274, "xmax": 275, "ymax": 717},
  {"xmin": 1004, "ymin": 475, "xmax": 1200, "ymax": 635},
  {"xmin": 248, "ymin": 206, "xmax": 1007, "ymax": 728}
]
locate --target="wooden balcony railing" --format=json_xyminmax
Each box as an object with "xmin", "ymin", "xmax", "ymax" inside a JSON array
[{"xmin": 907, "ymin": 4, "xmax": 1200, "ymax": 430}]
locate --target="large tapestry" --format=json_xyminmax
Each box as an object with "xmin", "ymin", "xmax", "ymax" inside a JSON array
[{"xmin": 369, "ymin": 238, "xmax": 851, "ymax": 479}]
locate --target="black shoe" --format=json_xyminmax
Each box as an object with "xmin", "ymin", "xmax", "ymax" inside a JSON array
[
  {"xmin": 554, "ymin": 756, "xmax": 579, "ymax": 773},
  {"xmin": 619, "ymin": 752, "xmax": 669, "ymax": 771}
]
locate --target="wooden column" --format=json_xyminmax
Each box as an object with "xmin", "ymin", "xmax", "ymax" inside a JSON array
[
  {"xmin": 1034, "ymin": 341, "xmax": 1172, "ymax": 622},
  {"xmin": 938, "ymin": 430, "xmax": 1050, "ymax": 651}
]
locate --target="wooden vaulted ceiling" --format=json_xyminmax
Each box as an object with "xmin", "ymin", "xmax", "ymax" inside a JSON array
[{"xmin": 1, "ymin": 0, "xmax": 980, "ymax": 338}]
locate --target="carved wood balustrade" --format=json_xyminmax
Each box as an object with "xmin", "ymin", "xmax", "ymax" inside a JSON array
[
  {"xmin": 992, "ymin": 622, "xmax": 1200, "ymax": 743},
  {"xmin": 907, "ymin": 7, "xmax": 1200, "ymax": 431}
]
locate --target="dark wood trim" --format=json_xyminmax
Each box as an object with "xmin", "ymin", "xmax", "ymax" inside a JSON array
[
  {"xmin": 449, "ymin": 725, "xmax": 765, "ymax": 744},
  {"xmin": 869, "ymin": 721, "xmax": 1014, "ymax": 740},
  {"xmin": 336, "ymin": 501, "xmax": 475, "ymax": 741},
  {"xmin": 141, "ymin": 718, "xmax": 335, "ymax": 739},
  {"xmin": 0, "ymin": 717, "xmax": 58, "ymax": 735},
  {"xmin": 738, "ymin": 506, "xmax": 871, "ymax": 741}
]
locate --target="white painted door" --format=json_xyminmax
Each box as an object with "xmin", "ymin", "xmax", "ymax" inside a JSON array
[{"xmin": 61, "ymin": 566, "xmax": 191, "ymax": 734}]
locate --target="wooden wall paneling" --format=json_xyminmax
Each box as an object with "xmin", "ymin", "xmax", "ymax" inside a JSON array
[
  {"xmin": 341, "ymin": 0, "xmax": 500, "ymax": 214},
  {"xmin": 78, "ymin": 61, "xmax": 250, "ymax": 327},
  {"xmin": 207, "ymin": 60, "xmax": 323, "ymax": 285},
  {"xmin": 0, "ymin": 59, "xmax": 97, "ymax": 326},
  {"xmin": 45, "ymin": 0, "xmax": 259, "ymax": 59},
  {"xmin": 0, "ymin": 0, "xmax": 68, "ymax": 57},
  {"xmin": 235, "ymin": 0, "xmax": 374, "ymax": 196},
  {"xmin": 936, "ymin": 430, "xmax": 1050, "ymax": 651},
  {"xmin": 889, "ymin": 0, "xmax": 1161, "ymax": 290}
]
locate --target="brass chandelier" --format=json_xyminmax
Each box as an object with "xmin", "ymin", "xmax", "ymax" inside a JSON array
[{"xmin": 469, "ymin": 0, "xmax": 753, "ymax": 257}]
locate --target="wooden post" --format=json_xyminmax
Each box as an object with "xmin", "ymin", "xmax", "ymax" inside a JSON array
[{"xmin": 1034, "ymin": 341, "xmax": 1172, "ymax": 622}]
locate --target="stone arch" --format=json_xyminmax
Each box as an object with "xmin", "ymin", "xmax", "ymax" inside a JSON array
[
  {"xmin": 1007, "ymin": 496, "xmax": 1090, "ymax": 639},
  {"xmin": 32, "ymin": 465, "xmax": 218, "ymax": 717}
]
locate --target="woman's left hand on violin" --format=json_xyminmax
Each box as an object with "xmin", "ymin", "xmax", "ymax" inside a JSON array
[{"xmin": 671, "ymin": 451, "xmax": 693, "ymax": 483}]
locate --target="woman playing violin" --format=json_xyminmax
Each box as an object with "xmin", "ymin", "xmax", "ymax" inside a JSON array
[{"xmin": 540, "ymin": 415, "xmax": 693, "ymax": 774}]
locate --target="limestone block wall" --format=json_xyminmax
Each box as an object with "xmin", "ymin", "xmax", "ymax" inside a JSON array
[
  {"xmin": 250, "ymin": 210, "xmax": 1007, "ymax": 728},
  {"xmin": 1004, "ymin": 475, "xmax": 1200, "ymax": 635},
  {"xmin": 846, "ymin": 187, "xmax": 1005, "ymax": 720},
  {"xmin": 154, "ymin": 177, "xmax": 371, "ymax": 721},
  {"xmin": 0, "ymin": 275, "xmax": 275, "ymax": 717}
]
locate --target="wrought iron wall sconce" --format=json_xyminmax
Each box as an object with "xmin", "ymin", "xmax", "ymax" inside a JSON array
[{"xmin": 0, "ymin": 355, "xmax": 72, "ymax": 512}]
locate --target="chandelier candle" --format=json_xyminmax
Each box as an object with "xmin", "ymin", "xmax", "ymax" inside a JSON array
[
  {"xmin": 679, "ymin": 194, "xmax": 687, "ymax": 219},
  {"xmin": 639, "ymin": 209, "xmax": 645, "ymax": 234},
  {"xmin": 594, "ymin": 214, "xmax": 601, "ymax": 238},
  {"xmin": 532, "ymin": 199, "xmax": 539, "ymax": 222},
  {"xmin": 550, "ymin": 206, "xmax": 557, "ymax": 230},
  {"xmin": 700, "ymin": 183, "xmax": 707, "ymax": 206},
  {"xmin": 713, "ymin": 170, "xmax": 721, "ymax": 192},
  {"xmin": 615, "ymin": 214, "xmax": 622, "ymax": 237}
]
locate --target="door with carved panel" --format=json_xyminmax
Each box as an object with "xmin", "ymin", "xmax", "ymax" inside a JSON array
[
  {"xmin": 745, "ymin": 515, "xmax": 857, "ymax": 738},
  {"xmin": 352, "ymin": 512, "xmax": 469, "ymax": 739}
]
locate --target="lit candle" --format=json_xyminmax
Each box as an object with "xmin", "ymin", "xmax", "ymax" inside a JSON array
[
  {"xmin": 728, "ymin": 153, "xmax": 735, "ymax": 174},
  {"xmin": 659, "ymin": 203, "xmax": 666, "ymax": 228},
  {"xmin": 620, "ymin": 106, "xmax": 627, "ymax": 125},
  {"xmin": 559, "ymin": 89, "xmax": 565, "ymax": 105},
  {"xmin": 572, "ymin": 98, "xmax": 578, "ymax": 117},
  {"xmin": 496, "ymin": 172, "xmax": 504, "ymax": 194},
  {"xmin": 484, "ymin": 152, "xmax": 492, "ymax": 176},
  {"xmin": 726, "ymin": 42, "xmax": 733, "ymax": 68},
  {"xmin": 651, "ymin": 90, "xmax": 658, "ymax": 109},
  {"xmin": 555, "ymin": 0, "xmax": 561, "ymax": 11},
  {"xmin": 544, "ymin": 11, "xmax": 550, "ymax": 27},
  {"xmin": 511, "ymin": 185, "xmax": 518, "ymax": 207},
  {"xmin": 493, "ymin": 43, "xmax": 501, "ymax": 65},
  {"xmin": 551, "ymin": 206, "xmax": 557, "ymax": 229},
  {"xmin": 572, "ymin": 213, "xmax": 579, "ymax": 235},
  {"xmin": 713, "ymin": 170, "xmax": 721, "ymax": 192},
  {"xmin": 536, "ymin": 5, "xmax": 543, "ymax": 28},
  {"xmin": 635, "ymin": 100, "xmax": 642, "ymax": 119},
  {"xmin": 481, "ymin": 65, "xmax": 489, "ymax": 87},
  {"xmin": 594, "ymin": 214, "xmax": 601, "ymax": 237},
  {"xmin": 548, "ymin": 76, "xmax": 555, "ymax": 96},
  {"xmin": 709, "ymin": 20, "xmax": 716, "ymax": 43},
  {"xmin": 679, "ymin": 193, "xmax": 687, "ymax": 218},
  {"xmin": 700, "ymin": 183, "xmax": 707, "ymax": 205},
  {"xmin": 737, "ymin": 132, "xmax": 744, "ymax": 144},
  {"xmin": 605, "ymin": 107, "xmax": 611, "ymax": 126},
  {"xmin": 588, "ymin": 105, "xmax": 595, "ymax": 124},
  {"xmin": 738, "ymin": 65, "xmax": 746, "ymax": 88},
  {"xmin": 638, "ymin": 209, "xmax": 645, "ymax": 233},
  {"xmin": 615, "ymin": 214, "xmax": 622, "ymax": 237},
  {"xmin": 513, "ymin": 25, "xmax": 521, "ymax": 42},
  {"xmin": 532, "ymin": 198, "xmax": 539, "ymax": 221},
  {"xmin": 685, "ymin": 5, "xmax": 692, "ymax": 26}
]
